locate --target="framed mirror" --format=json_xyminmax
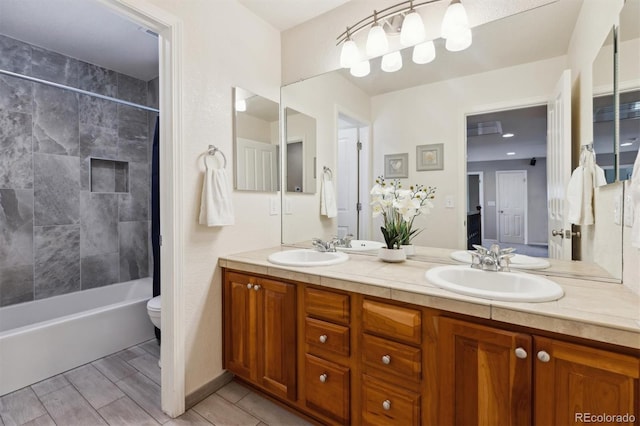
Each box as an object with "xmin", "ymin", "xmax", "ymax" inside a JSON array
[
  {"xmin": 280, "ymin": 1, "xmax": 625, "ymax": 282},
  {"xmin": 233, "ymin": 87, "xmax": 279, "ymax": 192},
  {"xmin": 284, "ymin": 107, "xmax": 317, "ymax": 194}
]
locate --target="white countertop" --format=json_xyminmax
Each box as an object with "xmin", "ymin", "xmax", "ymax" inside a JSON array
[{"xmin": 219, "ymin": 246, "xmax": 640, "ymax": 350}]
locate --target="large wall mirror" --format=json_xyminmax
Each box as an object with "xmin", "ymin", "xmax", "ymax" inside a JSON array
[
  {"xmin": 233, "ymin": 87, "xmax": 279, "ymax": 192},
  {"xmin": 280, "ymin": 1, "xmax": 628, "ymax": 282}
]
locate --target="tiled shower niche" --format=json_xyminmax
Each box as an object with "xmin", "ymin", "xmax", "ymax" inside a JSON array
[
  {"xmin": 0, "ymin": 34, "xmax": 157, "ymax": 307},
  {"xmin": 90, "ymin": 158, "xmax": 129, "ymax": 193}
]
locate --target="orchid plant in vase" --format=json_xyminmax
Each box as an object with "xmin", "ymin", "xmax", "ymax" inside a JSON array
[{"xmin": 370, "ymin": 176, "xmax": 436, "ymax": 250}]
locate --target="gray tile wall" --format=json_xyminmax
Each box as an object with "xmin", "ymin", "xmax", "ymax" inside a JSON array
[{"xmin": 0, "ymin": 34, "xmax": 156, "ymax": 307}]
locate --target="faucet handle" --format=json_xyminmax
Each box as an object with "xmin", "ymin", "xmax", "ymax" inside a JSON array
[
  {"xmin": 499, "ymin": 247, "xmax": 516, "ymax": 255},
  {"xmin": 472, "ymin": 244, "xmax": 488, "ymax": 254}
]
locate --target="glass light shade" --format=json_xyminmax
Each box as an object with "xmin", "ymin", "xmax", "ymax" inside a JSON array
[
  {"xmin": 339, "ymin": 39, "xmax": 360, "ymax": 68},
  {"xmin": 445, "ymin": 27, "xmax": 472, "ymax": 52},
  {"xmin": 350, "ymin": 59, "xmax": 371, "ymax": 77},
  {"xmin": 366, "ymin": 24, "xmax": 388, "ymax": 57},
  {"xmin": 412, "ymin": 40, "xmax": 436, "ymax": 64},
  {"xmin": 235, "ymin": 99, "xmax": 246, "ymax": 112},
  {"xmin": 381, "ymin": 51, "xmax": 403, "ymax": 73},
  {"xmin": 441, "ymin": 1, "xmax": 469, "ymax": 39},
  {"xmin": 400, "ymin": 11, "xmax": 426, "ymax": 47}
]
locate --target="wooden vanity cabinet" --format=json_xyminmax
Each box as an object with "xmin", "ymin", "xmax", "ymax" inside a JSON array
[
  {"xmin": 439, "ymin": 317, "xmax": 640, "ymax": 426},
  {"xmin": 223, "ymin": 271, "xmax": 296, "ymax": 401}
]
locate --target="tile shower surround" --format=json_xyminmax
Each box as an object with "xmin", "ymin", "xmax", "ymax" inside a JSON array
[{"xmin": 0, "ymin": 34, "xmax": 157, "ymax": 307}]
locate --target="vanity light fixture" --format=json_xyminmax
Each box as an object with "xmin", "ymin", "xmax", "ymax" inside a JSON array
[
  {"xmin": 366, "ymin": 11, "xmax": 389, "ymax": 57},
  {"xmin": 502, "ymin": 133, "xmax": 515, "ymax": 138},
  {"xmin": 337, "ymin": 0, "xmax": 472, "ymax": 77}
]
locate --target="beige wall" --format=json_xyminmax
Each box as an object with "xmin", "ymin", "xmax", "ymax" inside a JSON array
[{"xmin": 127, "ymin": 0, "xmax": 282, "ymax": 395}]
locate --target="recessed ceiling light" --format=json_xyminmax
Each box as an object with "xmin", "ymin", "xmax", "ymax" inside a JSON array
[
  {"xmin": 506, "ymin": 152, "xmax": 516, "ymax": 156},
  {"xmin": 502, "ymin": 133, "xmax": 515, "ymax": 138},
  {"xmin": 621, "ymin": 142, "xmax": 633, "ymax": 147}
]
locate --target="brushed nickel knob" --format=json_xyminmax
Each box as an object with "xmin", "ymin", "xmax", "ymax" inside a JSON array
[
  {"xmin": 246, "ymin": 283, "xmax": 252, "ymax": 289},
  {"xmin": 537, "ymin": 351, "xmax": 551, "ymax": 363},
  {"xmin": 514, "ymin": 347, "xmax": 528, "ymax": 359},
  {"xmin": 382, "ymin": 400, "xmax": 391, "ymax": 411},
  {"xmin": 319, "ymin": 373, "xmax": 327, "ymax": 383},
  {"xmin": 253, "ymin": 284, "xmax": 261, "ymax": 291},
  {"xmin": 381, "ymin": 355, "xmax": 391, "ymax": 365},
  {"xmin": 319, "ymin": 334, "xmax": 328, "ymax": 344}
]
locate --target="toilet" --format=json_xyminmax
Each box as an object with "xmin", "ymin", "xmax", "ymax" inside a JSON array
[
  {"xmin": 146, "ymin": 295, "xmax": 161, "ymax": 329},
  {"xmin": 146, "ymin": 296, "xmax": 162, "ymax": 367}
]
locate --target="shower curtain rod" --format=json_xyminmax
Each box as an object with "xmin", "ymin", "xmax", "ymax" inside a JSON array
[{"xmin": 0, "ymin": 68, "xmax": 160, "ymax": 113}]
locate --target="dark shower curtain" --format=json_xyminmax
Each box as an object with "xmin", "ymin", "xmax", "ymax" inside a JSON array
[{"xmin": 152, "ymin": 117, "xmax": 161, "ymax": 342}]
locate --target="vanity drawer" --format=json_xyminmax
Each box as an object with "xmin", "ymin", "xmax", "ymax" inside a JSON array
[
  {"xmin": 362, "ymin": 334, "xmax": 422, "ymax": 382},
  {"xmin": 305, "ymin": 287, "xmax": 350, "ymax": 324},
  {"xmin": 305, "ymin": 354, "xmax": 350, "ymax": 424},
  {"xmin": 362, "ymin": 375, "xmax": 420, "ymax": 426},
  {"xmin": 305, "ymin": 317, "xmax": 350, "ymax": 357},
  {"xmin": 362, "ymin": 299, "xmax": 422, "ymax": 345}
]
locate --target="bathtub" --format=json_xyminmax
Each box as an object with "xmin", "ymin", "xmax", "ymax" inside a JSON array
[{"xmin": 0, "ymin": 278, "xmax": 154, "ymax": 396}]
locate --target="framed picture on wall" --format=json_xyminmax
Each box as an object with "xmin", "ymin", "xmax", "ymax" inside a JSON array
[
  {"xmin": 384, "ymin": 153, "xmax": 409, "ymax": 178},
  {"xmin": 416, "ymin": 144, "xmax": 444, "ymax": 171}
]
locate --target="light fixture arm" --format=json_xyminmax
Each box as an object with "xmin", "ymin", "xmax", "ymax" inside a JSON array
[{"xmin": 336, "ymin": 0, "xmax": 442, "ymax": 45}]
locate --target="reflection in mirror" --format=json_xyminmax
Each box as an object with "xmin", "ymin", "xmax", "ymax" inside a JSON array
[
  {"xmin": 617, "ymin": 0, "xmax": 640, "ymax": 180},
  {"xmin": 233, "ymin": 87, "xmax": 279, "ymax": 191},
  {"xmin": 592, "ymin": 28, "xmax": 616, "ymax": 183},
  {"xmin": 284, "ymin": 107, "xmax": 317, "ymax": 193},
  {"xmin": 280, "ymin": 1, "xmax": 624, "ymax": 282},
  {"xmin": 466, "ymin": 106, "xmax": 548, "ymax": 258}
]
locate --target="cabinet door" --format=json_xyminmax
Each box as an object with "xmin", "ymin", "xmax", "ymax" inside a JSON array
[
  {"xmin": 256, "ymin": 278, "xmax": 297, "ymax": 401},
  {"xmin": 534, "ymin": 337, "xmax": 640, "ymax": 425},
  {"xmin": 223, "ymin": 272, "xmax": 256, "ymax": 381},
  {"xmin": 439, "ymin": 318, "xmax": 532, "ymax": 426}
]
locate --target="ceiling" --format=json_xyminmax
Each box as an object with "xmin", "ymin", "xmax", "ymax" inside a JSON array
[
  {"xmin": 0, "ymin": 0, "xmax": 159, "ymax": 81},
  {"xmin": 237, "ymin": 0, "xmax": 352, "ymax": 31}
]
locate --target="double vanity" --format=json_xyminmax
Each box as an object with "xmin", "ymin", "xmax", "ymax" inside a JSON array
[{"xmin": 220, "ymin": 245, "xmax": 640, "ymax": 425}]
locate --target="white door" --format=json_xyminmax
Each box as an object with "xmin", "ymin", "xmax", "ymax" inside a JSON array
[
  {"xmin": 547, "ymin": 70, "xmax": 572, "ymax": 260},
  {"xmin": 236, "ymin": 138, "xmax": 278, "ymax": 191},
  {"xmin": 497, "ymin": 171, "xmax": 526, "ymax": 245},
  {"xmin": 337, "ymin": 128, "xmax": 358, "ymax": 238}
]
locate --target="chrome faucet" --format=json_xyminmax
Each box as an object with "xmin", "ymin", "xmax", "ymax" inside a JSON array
[
  {"xmin": 312, "ymin": 238, "xmax": 336, "ymax": 252},
  {"xmin": 469, "ymin": 244, "xmax": 515, "ymax": 272},
  {"xmin": 333, "ymin": 234, "xmax": 354, "ymax": 248}
]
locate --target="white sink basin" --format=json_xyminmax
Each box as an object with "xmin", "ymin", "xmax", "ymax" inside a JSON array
[
  {"xmin": 268, "ymin": 249, "xmax": 349, "ymax": 267},
  {"xmin": 450, "ymin": 250, "xmax": 551, "ymax": 270},
  {"xmin": 425, "ymin": 265, "xmax": 563, "ymax": 302},
  {"xmin": 336, "ymin": 240, "xmax": 385, "ymax": 252}
]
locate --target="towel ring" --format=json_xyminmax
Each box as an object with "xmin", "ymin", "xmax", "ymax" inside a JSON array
[
  {"xmin": 323, "ymin": 166, "xmax": 333, "ymax": 179},
  {"xmin": 205, "ymin": 145, "xmax": 227, "ymax": 169}
]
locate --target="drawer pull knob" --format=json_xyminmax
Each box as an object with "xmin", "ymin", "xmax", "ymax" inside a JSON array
[
  {"xmin": 382, "ymin": 400, "xmax": 391, "ymax": 411},
  {"xmin": 514, "ymin": 347, "xmax": 527, "ymax": 359},
  {"xmin": 381, "ymin": 355, "xmax": 391, "ymax": 365},
  {"xmin": 319, "ymin": 334, "xmax": 328, "ymax": 344},
  {"xmin": 246, "ymin": 283, "xmax": 252, "ymax": 289},
  {"xmin": 319, "ymin": 373, "xmax": 328, "ymax": 383},
  {"xmin": 253, "ymin": 284, "xmax": 261, "ymax": 291},
  {"xmin": 537, "ymin": 351, "xmax": 551, "ymax": 363}
]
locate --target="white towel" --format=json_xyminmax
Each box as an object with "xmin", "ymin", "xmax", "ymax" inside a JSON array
[
  {"xmin": 320, "ymin": 175, "xmax": 337, "ymax": 218},
  {"xmin": 567, "ymin": 148, "xmax": 602, "ymax": 225},
  {"xmin": 199, "ymin": 160, "xmax": 234, "ymax": 227},
  {"xmin": 630, "ymin": 149, "xmax": 640, "ymax": 248}
]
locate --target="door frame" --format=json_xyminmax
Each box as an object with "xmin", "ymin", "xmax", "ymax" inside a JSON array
[
  {"xmin": 496, "ymin": 170, "xmax": 528, "ymax": 245},
  {"xmin": 466, "ymin": 171, "xmax": 484, "ymax": 241},
  {"xmin": 100, "ymin": 0, "xmax": 185, "ymax": 416}
]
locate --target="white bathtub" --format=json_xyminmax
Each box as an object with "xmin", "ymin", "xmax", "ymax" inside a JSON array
[{"xmin": 0, "ymin": 278, "xmax": 154, "ymax": 396}]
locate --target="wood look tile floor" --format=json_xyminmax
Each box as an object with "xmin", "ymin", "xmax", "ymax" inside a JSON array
[{"xmin": 0, "ymin": 340, "xmax": 312, "ymax": 426}]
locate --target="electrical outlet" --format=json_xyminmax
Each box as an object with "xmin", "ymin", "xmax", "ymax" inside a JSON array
[
  {"xmin": 269, "ymin": 197, "xmax": 279, "ymax": 216},
  {"xmin": 624, "ymin": 194, "xmax": 634, "ymax": 227},
  {"xmin": 285, "ymin": 198, "xmax": 293, "ymax": 215},
  {"xmin": 614, "ymin": 194, "xmax": 622, "ymax": 225},
  {"xmin": 445, "ymin": 195, "xmax": 455, "ymax": 209}
]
